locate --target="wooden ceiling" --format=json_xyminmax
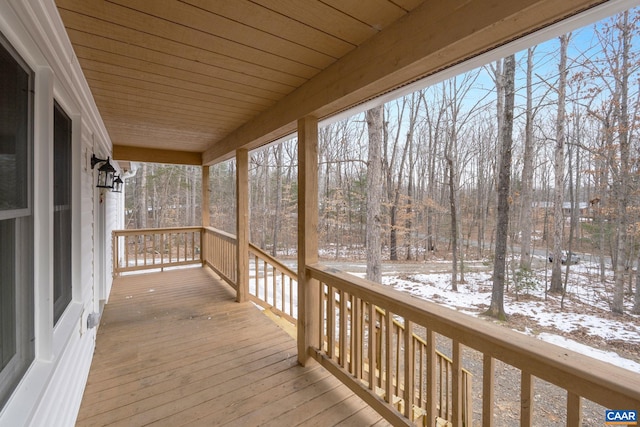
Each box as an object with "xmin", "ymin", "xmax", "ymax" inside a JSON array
[{"xmin": 55, "ymin": 0, "xmax": 608, "ymax": 165}]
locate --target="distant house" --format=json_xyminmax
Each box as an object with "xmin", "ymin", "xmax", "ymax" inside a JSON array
[
  {"xmin": 562, "ymin": 202, "xmax": 590, "ymax": 218},
  {"xmin": 533, "ymin": 201, "xmax": 591, "ymax": 219}
]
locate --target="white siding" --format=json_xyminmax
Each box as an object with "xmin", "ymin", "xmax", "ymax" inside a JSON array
[{"xmin": 0, "ymin": 1, "xmax": 119, "ymax": 425}]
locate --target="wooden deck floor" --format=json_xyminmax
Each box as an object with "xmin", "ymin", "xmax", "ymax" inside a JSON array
[{"xmin": 76, "ymin": 267, "xmax": 389, "ymax": 426}]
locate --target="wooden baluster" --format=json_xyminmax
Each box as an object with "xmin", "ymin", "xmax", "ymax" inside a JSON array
[
  {"xmin": 339, "ymin": 290, "xmax": 347, "ymax": 368},
  {"xmin": 396, "ymin": 322, "xmax": 401, "ymax": 397},
  {"xmin": 327, "ymin": 285, "xmax": 335, "ymax": 359},
  {"xmin": 464, "ymin": 370, "xmax": 473, "ymax": 427},
  {"xmin": 404, "ymin": 320, "xmax": 415, "ymax": 420},
  {"xmin": 521, "ymin": 371, "xmax": 533, "ymax": 427},
  {"xmin": 350, "ymin": 295, "xmax": 355, "ymax": 372},
  {"xmin": 191, "ymin": 231, "xmax": 195, "ymax": 261},
  {"xmin": 272, "ymin": 264, "xmax": 276, "ymax": 307},
  {"xmin": 132, "ymin": 234, "xmax": 136, "ymax": 268},
  {"xmin": 483, "ymin": 355, "xmax": 494, "ymax": 427},
  {"xmin": 353, "ymin": 296, "xmax": 362, "ymax": 378},
  {"xmin": 438, "ymin": 354, "xmax": 444, "ymax": 419},
  {"xmin": 124, "ymin": 235, "xmax": 130, "ymax": 271},
  {"xmin": 160, "ymin": 233, "xmax": 165, "ymax": 267},
  {"xmin": 368, "ymin": 302, "xmax": 377, "ymax": 392},
  {"xmin": 320, "ymin": 282, "xmax": 326, "ymax": 352},
  {"xmin": 112, "ymin": 232, "xmax": 118, "ymax": 276},
  {"xmin": 453, "ymin": 340, "xmax": 462, "ymax": 426},
  {"xmin": 385, "ymin": 309, "xmax": 393, "ymax": 404},
  {"xmin": 426, "ymin": 329, "xmax": 436, "ymax": 425},
  {"xmin": 281, "ymin": 272, "xmax": 285, "ymax": 312},
  {"xmin": 445, "ymin": 356, "xmax": 450, "ymax": 419},
  {"xmin": 376, "ymin": 310, "xmax": 383, "ymax": 389},
  {"xmin": 263, "ymin": 259, "xmax": 268, "ymax": 302},
  {"xmin": 149, "ymin": 234, "xmax": 152, "ymax": 266},
  {"xmin": 567, "ymin": 392, "xmax": 582, "ymax": 427},
  {"xmin": 253, "ymin": 254, "xmax": 258, "ymax": 297},
  {"xmin": 290, "ymin": 276, "xmax": 294, "ymax": 318},
  {"xmin": 418, "ymin": 340, "xmax": 424, "ymax": 412}
]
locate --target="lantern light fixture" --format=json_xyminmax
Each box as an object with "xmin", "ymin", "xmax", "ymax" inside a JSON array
[
  {"xmin": 91, "ymin": 154, "xmax": 116, "ymax": 189},
  {"xmin": 112, "ymin": 175, "xmax": 123, "ymax": 193}
]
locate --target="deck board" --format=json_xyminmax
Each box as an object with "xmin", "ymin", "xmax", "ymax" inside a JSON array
[{"xmin": 76, "ymin": 267, "xmax": 389, "ymax": 426}]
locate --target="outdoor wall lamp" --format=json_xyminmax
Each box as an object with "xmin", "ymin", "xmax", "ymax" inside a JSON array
[
  {"xmin": 112, "ymin": 175, "xmax": 123, "ymax": 193},
  {"xmin": 91, "ymin": 154, "xmax": 116, "ymax": 189}
]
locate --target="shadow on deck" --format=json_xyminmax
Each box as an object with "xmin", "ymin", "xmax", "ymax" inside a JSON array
[{"xmin": 76, "ymin": 267, "xmax": 388, "ymax": 426}]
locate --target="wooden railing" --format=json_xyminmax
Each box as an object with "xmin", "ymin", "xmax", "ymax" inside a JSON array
[
  {"xmin": 112, "ymin": 227, "xmax": 202, "ymax": 276},
  {"xmin": 246, "ymin": 245, "xmax": 471, "ymax": 426},
  {"xmin": 202, "ymin": 227, "xmax": 237, "ymax": 288},
  {"xmin": 369, "ymin": 306, "xmax": 473, "ymax": 426},
  {"xmin": 248, "ymin": 243, "xmax": 297, "ymax": 323},
  {"xmin": 307, "ymin": 263, "xmax": 640, "ymax": 426},
  {"xmin": 112, "ymin": 228, "xmax": 640, "ymax": 426},
  {"xmin": 316, "ymin": 269, "xmax": 471, "ymax": 426}
]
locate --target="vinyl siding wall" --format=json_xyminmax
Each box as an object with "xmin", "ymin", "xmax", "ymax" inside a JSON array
[{"xmin": 0, "ymin": 1, "xmax": 120, "ymax": 425}]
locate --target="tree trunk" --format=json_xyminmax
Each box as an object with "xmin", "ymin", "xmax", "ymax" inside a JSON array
[
  {"xmin": 139, "ymin": 163, "xmax": 148, "ymax": 229},
  {"xmin": 446, "ymin": 152, "xmax": 458, "ymax": 291},
  {"xmin": 390, "ymin": 205, "xmax": 398, "ymax": 261},
  {"xmin": 612, "ymin": 11, "xmax": 631, "ymax": 315},
  {"xmin": 550, "ymin": 34, "xmax": 569, "ymax": 294},
  {"xmin": 405, "ymin": 135, "xmax": 414, "ymax": 261},
  {"xmin": 520, "ymin": 47, "xmax": 536, "ymax": 270},
  {"xmin": 486, "ymin": 54, "xmax": 515, "ymax": 320},
  {"xmin": 271, "ymin": 145, "xmax": 283, "ymax": 257},
  {"xmin": 366, "ymin": 106, "xmax": 384, "ymax": 283}
]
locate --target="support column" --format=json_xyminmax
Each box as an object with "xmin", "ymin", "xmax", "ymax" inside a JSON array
[
  {"xmin": 236, "ymin": 149, "xmax": 249, "ymax": 303},
  {"xmin": 201, "ymin": 165, "xmax": 210, "ymax": 266},
  {"xmin": 297, "ymin": 116, "xmax": 319, "ymax": 366},
  {"xmin": 201, "ymin": 165, "xmax": 210, "ymax": 227}
]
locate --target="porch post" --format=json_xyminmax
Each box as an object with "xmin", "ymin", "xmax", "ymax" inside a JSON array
[
  {"xmin": 297, "ymin": 116, "xmax": 319, "ymax": 366},
  {"xmin": 201, "ymin": 165, "xmax": 210, "ymax": 267},
  {"xmin": 201, "ymin": 165, "xmax": 210, "ymax": 227},
  {"xmin": 236, "ymin": 149, "xmax": 249, "ymax": 303}
]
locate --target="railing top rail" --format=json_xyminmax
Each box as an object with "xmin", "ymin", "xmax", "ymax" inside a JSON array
[
  {"xmin": 113, "ymin": 226, "xmax": 203, "ymax": 235},
  {"xmin": 307, "ymin": 262, "xmax": 640, "ymax": 410},
  {"xmin": 203, "ymin": 226, "xmax": 237, "ymax": 241},
  {"xmin": 248, "ymin": 243, "xmax": 297, "ymax": 279}
]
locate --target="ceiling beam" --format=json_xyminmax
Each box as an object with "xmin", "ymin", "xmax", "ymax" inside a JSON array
[
  {"xmin": 113, "ymin": 145, "xmax": 202, "ymax": 165},
  {"xmin": 202, "ymin": 0, "xmax": 607, "ymax": 165}
]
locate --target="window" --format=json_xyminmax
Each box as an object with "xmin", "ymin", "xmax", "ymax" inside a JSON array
[
  {"xmin": 53, "ymin": 102, "xmax": 72, "ymax": 324},
  {"xmin": 0, "ymin": 33, "xmax": 34, "ymax": 408}
]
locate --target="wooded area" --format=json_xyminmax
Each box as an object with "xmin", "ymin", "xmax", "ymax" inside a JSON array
[{"xmin": 125, "ymin": 10, "xmax": 640, "ymax": 315}]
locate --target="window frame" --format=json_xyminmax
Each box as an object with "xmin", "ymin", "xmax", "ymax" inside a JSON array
[
  {"xmin": 52, "ymin": 100, "xmax": 72, "ymax": 325},
  {"xmin": 0, "ymin": 30, "xmax": 34, "ymax": 409}
]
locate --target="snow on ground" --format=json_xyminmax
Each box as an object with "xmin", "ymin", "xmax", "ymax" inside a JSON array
[
  {"xmin": 253, "ymin": 254, "xmax": 640, "ymax": 373},
  {"xmin": 537, "ymin": 333, "xmax": 640, "ymax": 372},
  {"xmin": 350, "ymin": 259, "xmax": 640, "ymax": 373}
]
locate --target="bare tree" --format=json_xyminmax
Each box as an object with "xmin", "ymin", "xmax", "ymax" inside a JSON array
[
  {"xmin": 612, "ymin": 11, "xmax": 632, "ymax": 314},
  {"xmin": 271, "ymin": 144, "xmax": 284, "ymax": 257},
  {"xmin": 550, "ymin": 34, "xmax": 570, "ymax": 293},
  {"xmin": 520, "ymin": 47, "xmax": 536, "ymax": 270},
  {"xmin": 486, "ymin": 54, "xmax": 515, "ymax": 320},
  {"xmin": 383, "ymin": 98, "xmax": 409, "ymax": 261}
]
